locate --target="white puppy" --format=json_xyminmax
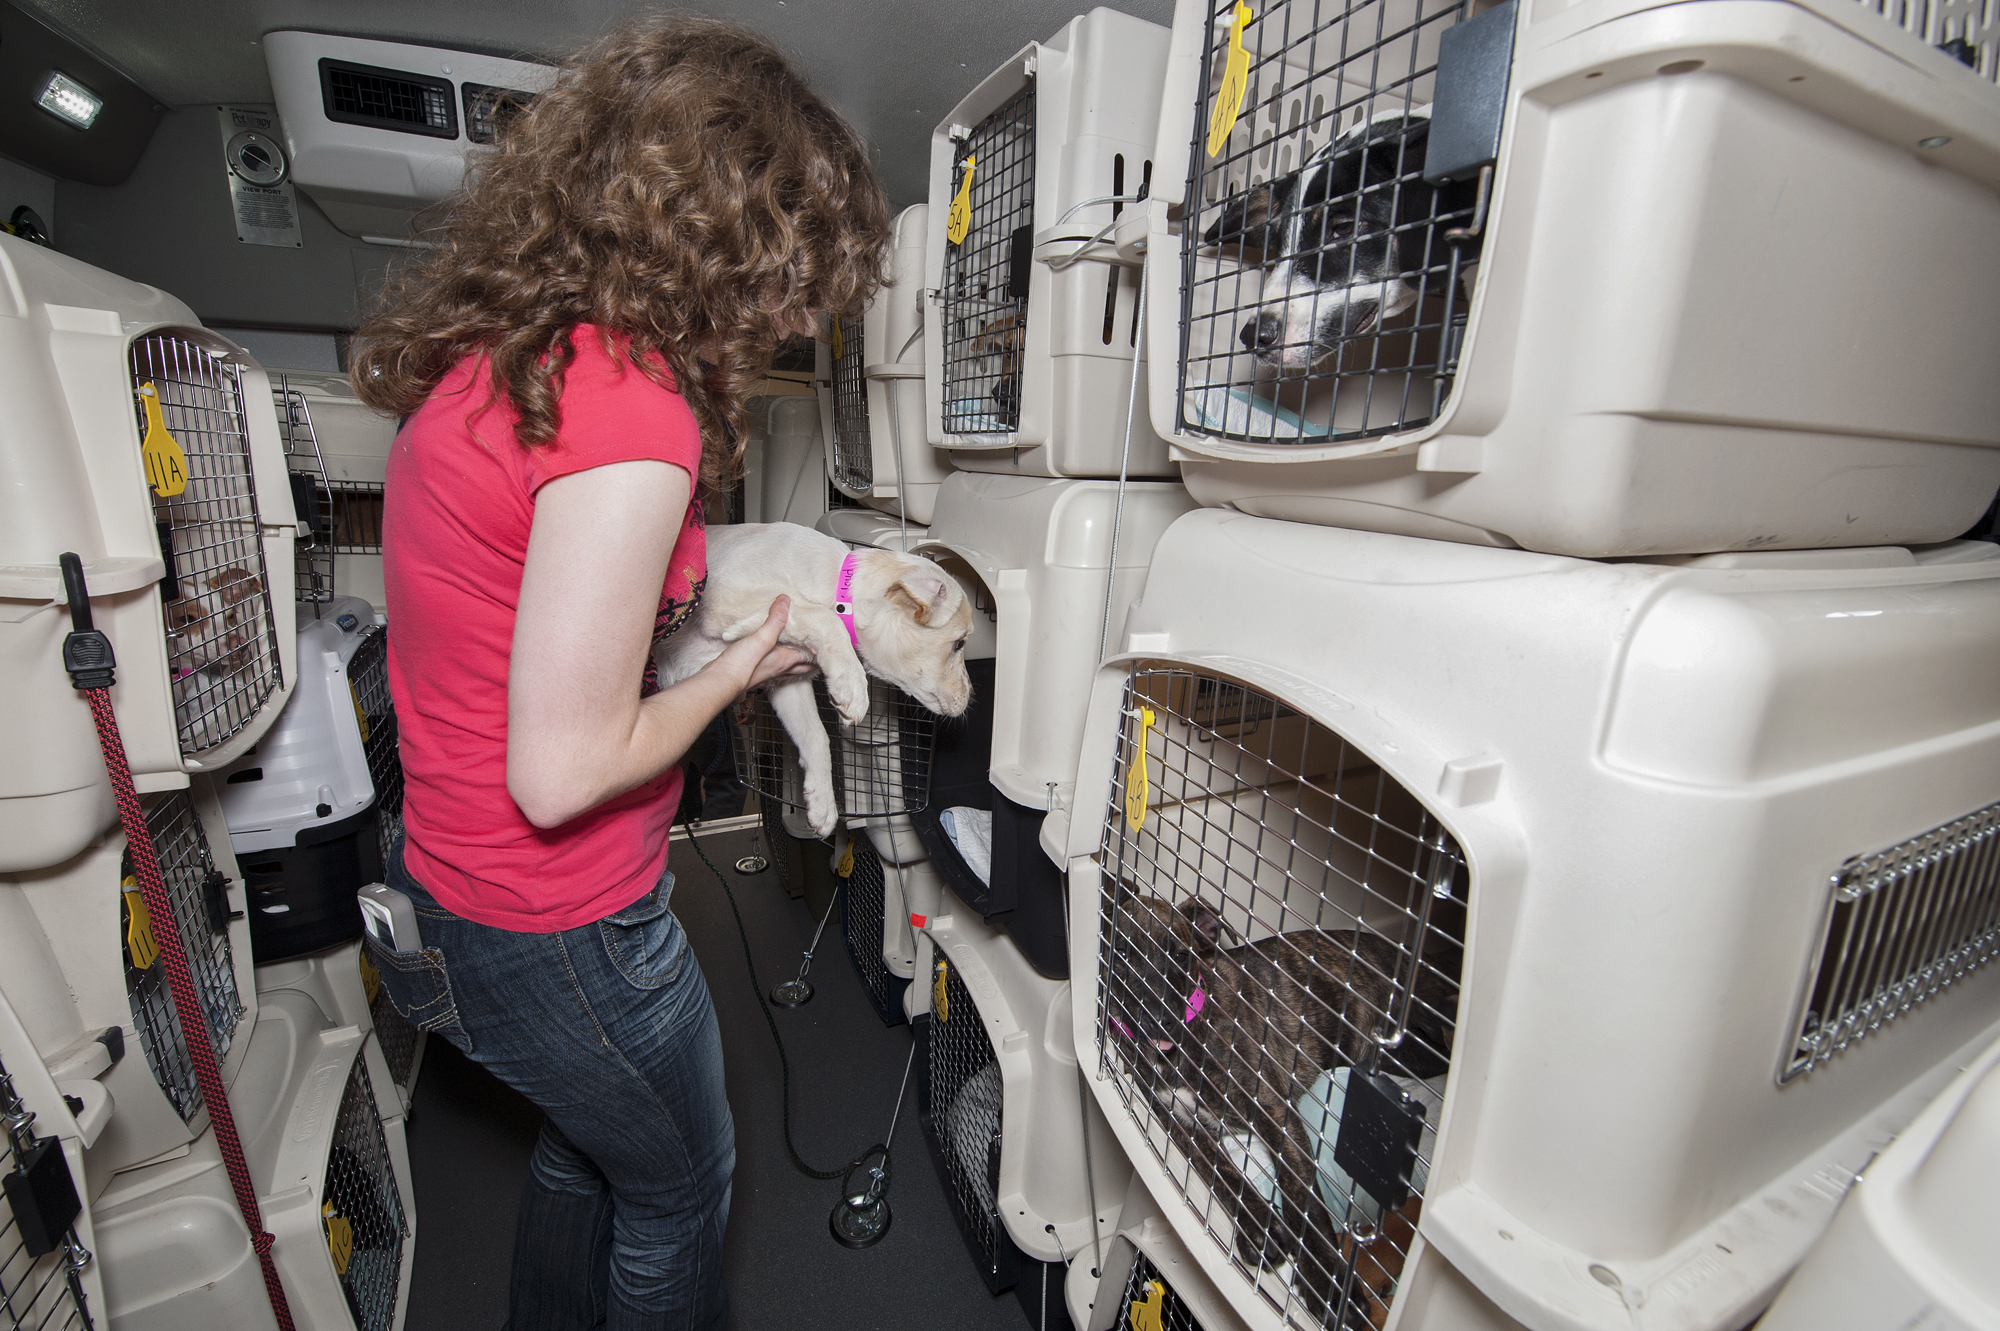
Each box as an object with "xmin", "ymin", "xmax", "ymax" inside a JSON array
[{"xmin": 657, "ymin": 523, "xmax": 974, "ymax": 835}]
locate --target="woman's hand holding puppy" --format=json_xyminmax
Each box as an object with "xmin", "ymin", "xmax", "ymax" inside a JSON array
[{"xmin": 711, "ymin": 595, "xmax": 815, "ymax": 692}]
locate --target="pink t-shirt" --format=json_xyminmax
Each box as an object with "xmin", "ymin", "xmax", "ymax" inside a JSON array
[{"xmin": 383, "ymin": 326, "xmax": 707, "ymax": 931}]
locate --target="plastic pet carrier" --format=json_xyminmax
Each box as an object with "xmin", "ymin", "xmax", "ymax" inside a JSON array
[
  {"xmin": 916, "ymin": 913, "xmax": 1131, "ymax": 1306},
  {"xmin": 0, "ymin": 1038, "xmax": 104, "ymax": 1331},
  {"xmin": 924, "ymin": 8, "xmax": 1181, "ymax": 479},
  {"xmin": 256, "ymin": 938, "xmax": 428, "ymax": 1118},
  {"xmin": 910, "ymin": 473, "xmax": 1196, "ymax": 975},
  {"xmin": 90, "ymin": 987, "xmax": 416, "ymax": 1331},
  {"xmin": 816, "ymin": 507, "xmax": 930, "ymax": 554},
  {"xmin": 1759, "ymin": 1026, "xmax": 2000, "ymax": 1331},
  {"xmin": 1139, "ymin": 0, "xmax": 2000, "ymax": 556},
  {"xmin": 817, "ymin": 205, "xmax": 954, "ymax": 524},
  {"xmin": 216, "ymin": 597, "xmax": 399, "ymax": 962},
  {"xmin": 0, "ymin": 236, "xmax": 299, "ymax": 875},
  {"xmin": 0, "ymin": 776, "xmax": 259, "ymax": 1183},
  {"xmin": 1064, "ymin": 509, "xmax": 2000, "ymax": 1331},
  {"xmin": 1066, "ymin": 1177, "xmax": 1251, "ymax": 1331}
]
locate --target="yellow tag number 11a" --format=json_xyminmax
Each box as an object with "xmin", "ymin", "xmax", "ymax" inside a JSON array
[{"xmin": 137, "ymin": 381, "xmax": 189, "ymax": 498}]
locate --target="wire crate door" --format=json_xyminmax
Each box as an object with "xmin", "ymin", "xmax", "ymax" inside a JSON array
[
  {"xmin": 732, "ymin": 677, "xmax": 937, "ymax": 821},
  {"xmin": 1095, "ymin": 665, "xmax": 1466, "ymax": 1331},
  {"xmin": 346, "ymin": 625, "xmax": 406, "ymax": 866},
  {"xmin": 322, "ymin": 1056, "xmax": 409, "ymax": 1331},
  {"xmin": 939, "ymin": 82, "xmax": 1037, "ymax": 443},
  {"xmin": 919, "ymin": 957, "xmax": 1021, "ymax": 1293},
  {"xmin": 124, "ymin": 790, "xmax": 246, "ymax": 1126},
  {"xmin": 1173, "ymin": 0, "xmax": 1484, "ymax": 449},
  {"xmin": 0, "ymin": 1056, "xmax": 95, "ymax": 1331},
  {"xmin": 821, "ymin": 311, "xmax": 874, "ymax": 497},
  {"xmin": 132, "ymin": 334, "xmax": 287, "ymax": 759}
]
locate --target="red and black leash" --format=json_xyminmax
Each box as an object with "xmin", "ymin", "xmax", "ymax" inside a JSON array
[{"xmin": 60, "ymin": 553, "xmax": 296, "ymax": 1331}]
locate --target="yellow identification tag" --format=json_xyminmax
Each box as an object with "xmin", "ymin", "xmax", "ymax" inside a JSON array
[
  {"xmin": 136, "ymin": 381, "xmax": 189, "ymax": 498},
  {"xmin": 324, "ymin": 1202, "xmax": 353, "ymax": 1276},
  {"xmin": 933, "ymin": 960, "xmax": 950, "ymax": 1023},
  {"xmin": 349, "ymin": 680, "xmax": 371, "ymax": 743},
  {"xmin": 123, "ymin": 876, "xmax": 160, "ymax": 972},
  {"xmin": 946, "ymin": 156, "xmax": 976, "ymax": 246},
  {"xmin": 836, "ymin": 838, "xmax": 855, "ymax": 879},
  {"xmin": 1124, "ymin": 708, "xmax": 1156, "ymax": 832},
  {"xmin": 1130, "ymin": 1279, "xmax": 1166, "ymax": 1331},
  {"xmin": 358, "ymin": 949, "xmax": 382, "ymax": 1005},
  {"xmin": 831, "ymin": 316, "xmax": 843, "ymax": 363},
  {"xmin": 1207, "ymin": 3, "xmax": 1256, "ymax": 159}
]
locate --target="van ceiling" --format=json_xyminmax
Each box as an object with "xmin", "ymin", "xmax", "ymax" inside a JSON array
[{"xmin": 15, "ymin": 0, "xmax": 1175, "ymax": 206}]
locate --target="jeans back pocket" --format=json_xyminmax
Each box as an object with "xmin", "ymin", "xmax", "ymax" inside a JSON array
[
  {"xmin": 363, "ymin": 934, "xmax": 474, "ymax": 1054},
  {"xmin": 599, "ymin": 874, "xmax": 688, "ymax": 990}
]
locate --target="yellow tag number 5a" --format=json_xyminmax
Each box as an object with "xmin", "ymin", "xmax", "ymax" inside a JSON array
[{"xmin": 946, "ymin": 156, "xmax": 976, "ymax": 246}]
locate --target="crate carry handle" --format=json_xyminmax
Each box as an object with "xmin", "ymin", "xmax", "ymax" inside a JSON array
[{"xmin": 58, "ymin": 552, "xmax": 298, "ymax": 1331}]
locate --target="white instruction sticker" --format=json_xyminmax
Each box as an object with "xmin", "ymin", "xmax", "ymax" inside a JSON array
[{"xmin": 218, "ymin": 106, "xmax": 303, "ymax": 248}]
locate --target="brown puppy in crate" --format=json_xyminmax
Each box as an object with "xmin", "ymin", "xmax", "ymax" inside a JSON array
[
  {"xmin": 972, "ymin": 309, "xmax": 1026, "ymax": 418},
  {"xmin": 654, "ymin": 522, "xmax": 973, "ymax": 836},
  {"xmin": 1105, "ymin": 892, "xmax": 1459, "ymax": 1328}
]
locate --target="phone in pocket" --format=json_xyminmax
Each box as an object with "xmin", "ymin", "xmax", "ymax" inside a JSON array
[{"xmin": 358, "ymin": 882, "xmax": 423, "ymax": 954}]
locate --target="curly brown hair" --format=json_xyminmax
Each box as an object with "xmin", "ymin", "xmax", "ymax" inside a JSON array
[{"xmin": 350, "ymin": 15, "xmax": 891, "ymax": 487}]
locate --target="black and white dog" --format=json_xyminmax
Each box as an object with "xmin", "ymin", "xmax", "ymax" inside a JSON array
[{"xmin": 1203, "ymin": 109, "xmax": 1478, "ymax": 371}]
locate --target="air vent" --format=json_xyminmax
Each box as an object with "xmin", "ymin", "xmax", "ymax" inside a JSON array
[
  {"xmin": 462, "ymin": 82, "xmax": 535, "ymax": 145},
  {"xmin": 318, "ymin": 59, "xmax": 457, "ymax": 139}
]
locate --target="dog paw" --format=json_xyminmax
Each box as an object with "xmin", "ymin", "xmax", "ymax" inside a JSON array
[
  {"xmin": 826, "ymin": 671, "xmax": 870, "ymax": 727},
  {"xmin": 806, "ymin": 794, "xmax": 840, "ymax": 838}
]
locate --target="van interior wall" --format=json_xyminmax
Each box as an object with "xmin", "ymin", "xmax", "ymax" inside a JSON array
[
  {"xmin": 53, "ymin": 105, "xmax": 401, "ymax": 330},
  {"xmin": 0, "ymin": 152, "xmax": 55, "ymax": 240}
]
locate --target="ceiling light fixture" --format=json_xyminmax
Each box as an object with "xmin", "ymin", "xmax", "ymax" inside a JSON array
[{"xmin": 38, "ymin": 72, "xmax": 102, "ymax": 129}]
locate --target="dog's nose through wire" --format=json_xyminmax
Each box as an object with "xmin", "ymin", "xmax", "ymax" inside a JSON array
[{"xmin": 1243, "ymin": 311, "xmax": 1284, "ymax": 352}]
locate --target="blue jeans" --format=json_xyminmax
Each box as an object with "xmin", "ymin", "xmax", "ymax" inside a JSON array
[{"xmin": 368, "ymin": 840, "xmax": 733, "ymax": 1330}]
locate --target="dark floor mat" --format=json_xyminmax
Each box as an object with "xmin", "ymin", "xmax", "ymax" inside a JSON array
[{"xmin": 403, "ymin": 823, "xmax": 1036, "ymax": 1330}]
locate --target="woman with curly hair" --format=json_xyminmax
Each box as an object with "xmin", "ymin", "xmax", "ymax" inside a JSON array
[{"xmin": 353, "ymin": 16, "xmax": 890, "ymax": 1327}]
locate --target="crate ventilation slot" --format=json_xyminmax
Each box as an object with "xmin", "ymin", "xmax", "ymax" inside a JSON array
[{"xmin": 1784, "ymin": 799, "xmax": 2000, "ymax": 1081}]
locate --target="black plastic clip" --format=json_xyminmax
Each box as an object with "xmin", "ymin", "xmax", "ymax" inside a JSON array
[{"xmin": 58, "ymin": 553, "xmax": 117, "ymax": 691}]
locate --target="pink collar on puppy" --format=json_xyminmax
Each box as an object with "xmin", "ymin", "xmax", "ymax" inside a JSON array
[
  {"xmin": 1184, "ymin": 985, "xmax": 1206, "ymax": 1024},
  {"xmin": 833, "ymin": 552, "xmax": 861, "ymax": 649}
]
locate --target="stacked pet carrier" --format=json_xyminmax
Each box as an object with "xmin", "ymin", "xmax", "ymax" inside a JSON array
[
  {"xmin": 0, "ymin": 234, "xmax": 415, "ymax": 1329},
  {"xmin": 1056, "ymin": 1, "xmax": 2000, "ymax": 1329},
  {"xmin": 896, "ymin": 9, "xmax": 1221, "ymax": 1316}
]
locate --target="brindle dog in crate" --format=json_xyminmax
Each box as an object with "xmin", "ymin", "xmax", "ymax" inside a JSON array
[{"xmin": 1106, "ymin": 892, "xmax": 1462, "ymax": 1328}]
